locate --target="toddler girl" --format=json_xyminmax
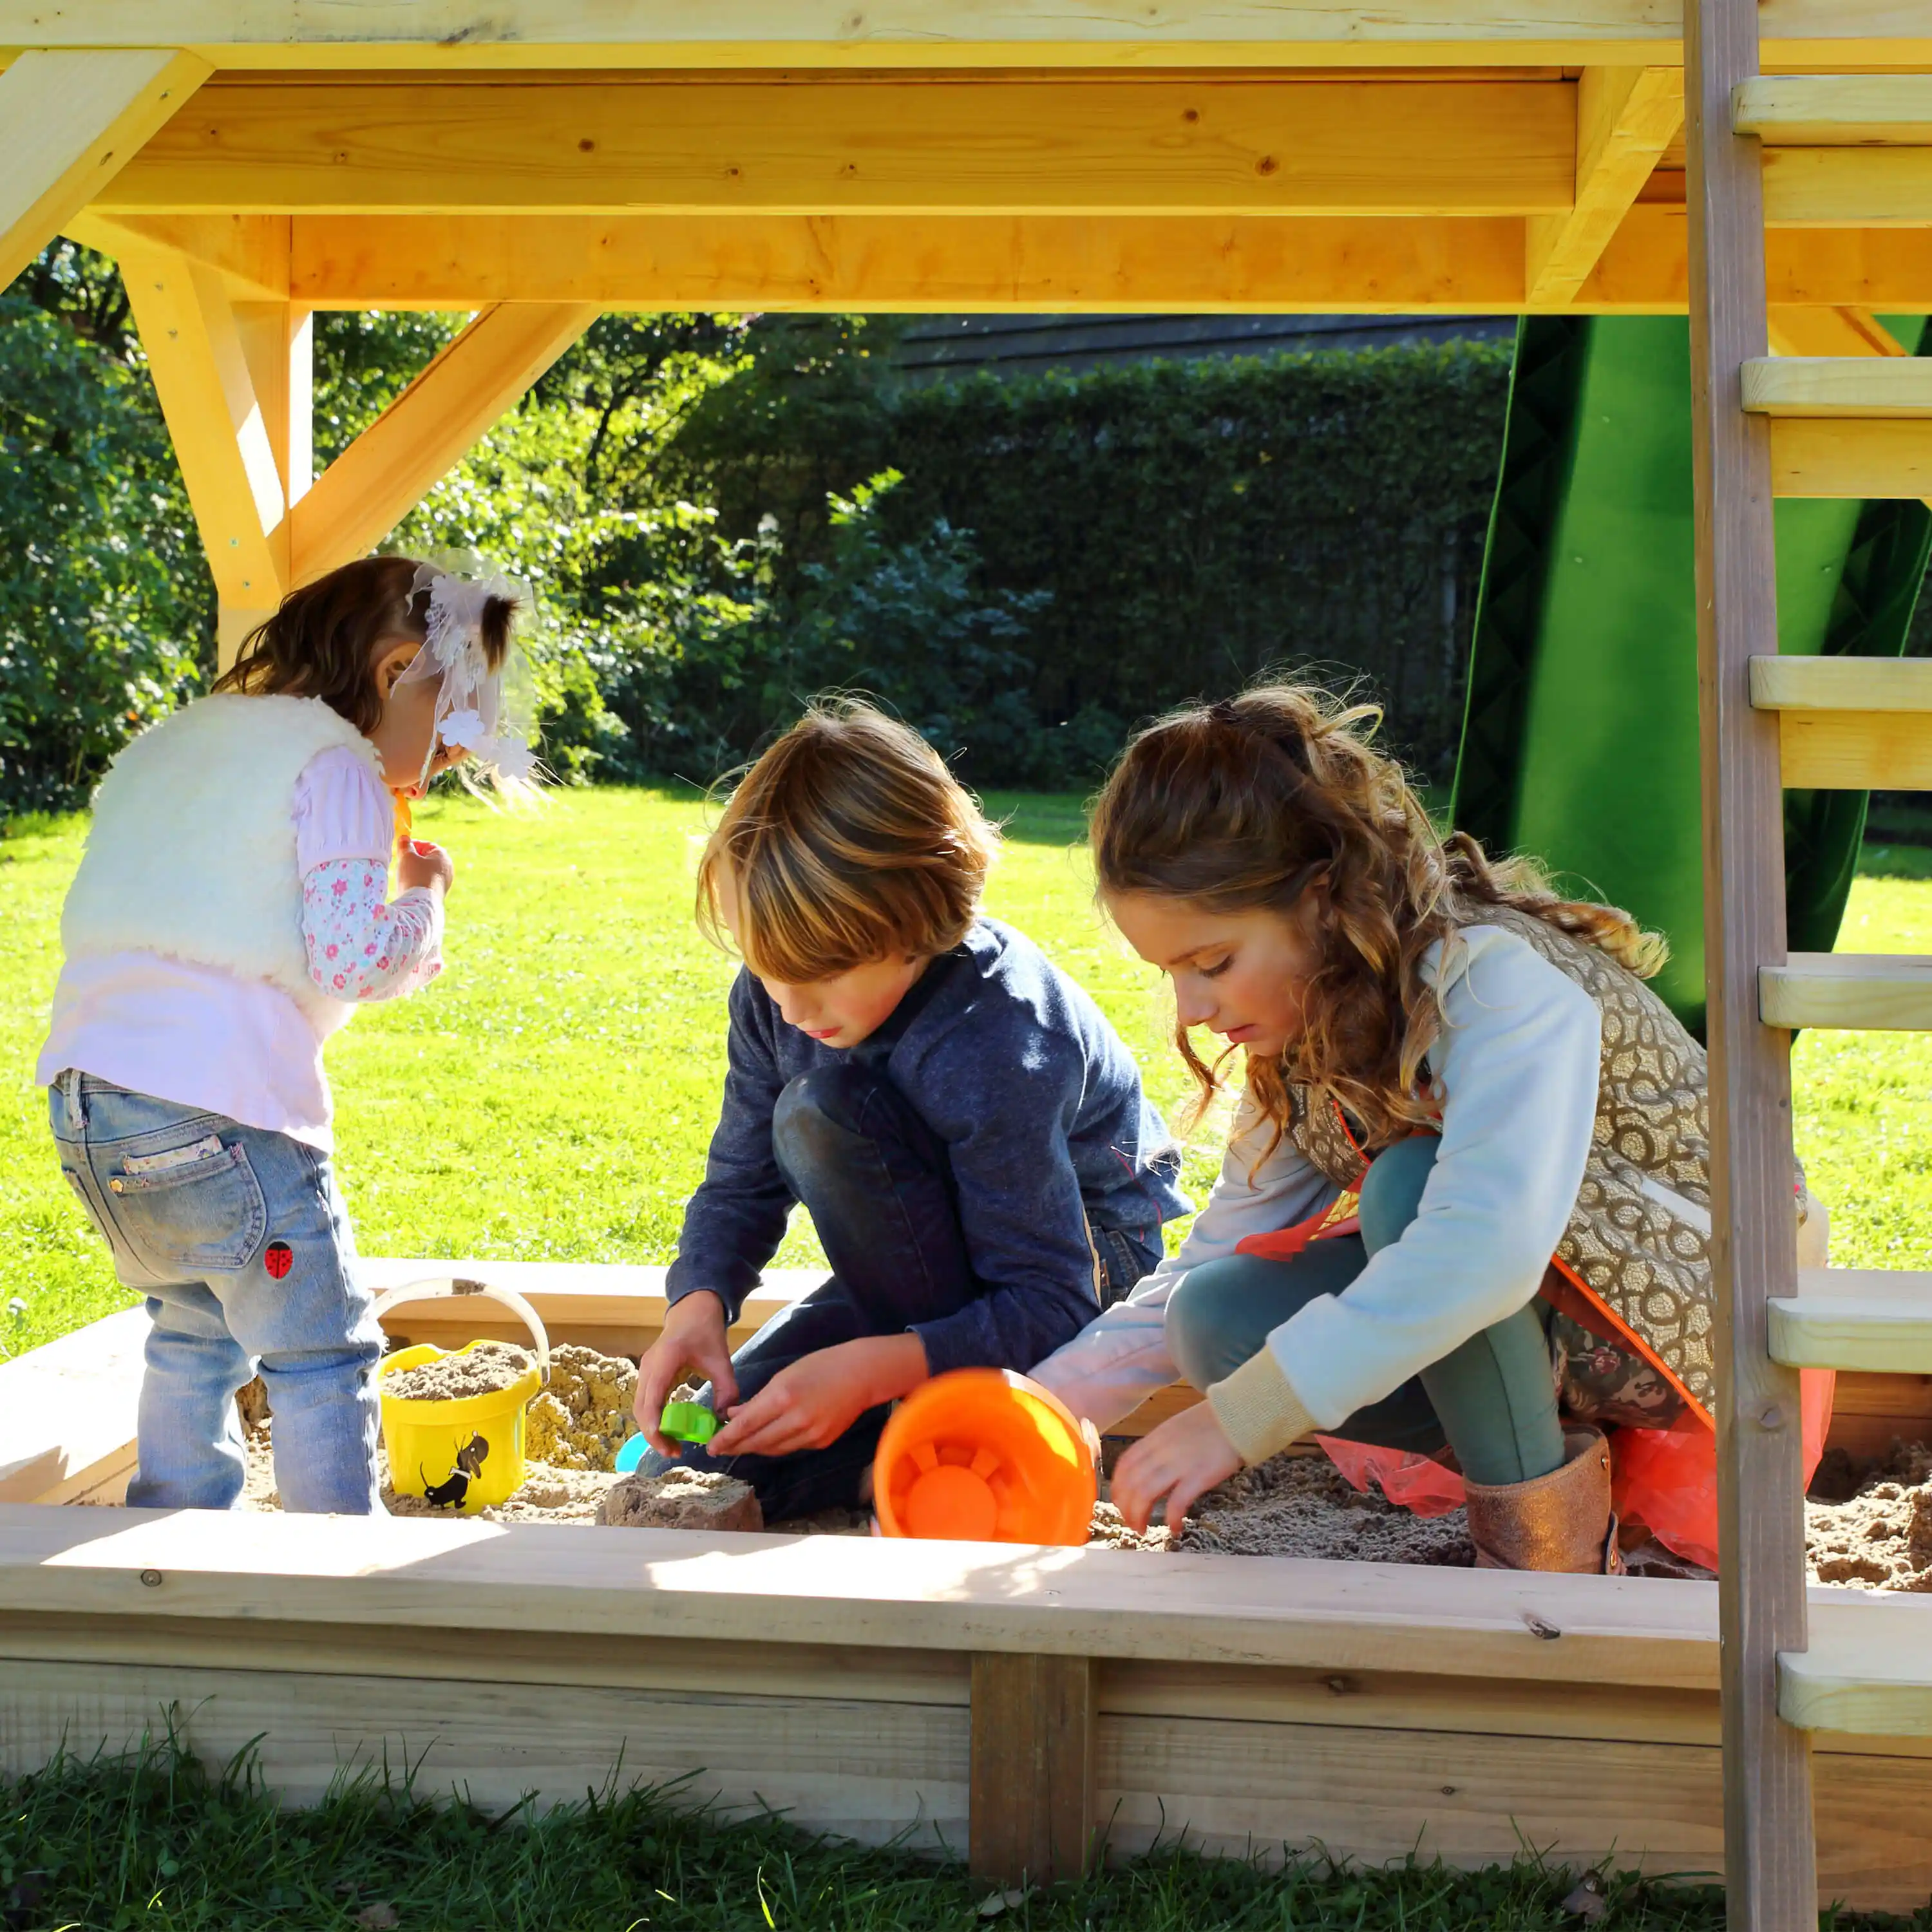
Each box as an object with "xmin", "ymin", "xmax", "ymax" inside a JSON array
[
  {"xmin": 1036, "ymin": 684, "xmax": 1820, "ymax": 1572},
  {"xmin": 39, "ymin": 555, "xmax": 536, "ymax": 1515}
]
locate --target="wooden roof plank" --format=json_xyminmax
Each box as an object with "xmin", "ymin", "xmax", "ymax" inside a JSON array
[{"xmin": 97, "ymin": 77, "xmax": 1575, "ymax": 219}]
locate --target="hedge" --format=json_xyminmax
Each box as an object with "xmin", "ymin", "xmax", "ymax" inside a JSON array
[{"xmin": 668, "ymin": 337, "xmax": 1516, "ymax": 779}]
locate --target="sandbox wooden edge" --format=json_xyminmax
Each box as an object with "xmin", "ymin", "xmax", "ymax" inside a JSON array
[{"xmin": 5, "ymin": 1265, "xmax": 1932, "ymax": 1906}]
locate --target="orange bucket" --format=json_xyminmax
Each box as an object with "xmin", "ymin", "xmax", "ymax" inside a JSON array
[{"xmin": 873, "ymin": 1368, "xmax": 1096, "ymax": 1546}]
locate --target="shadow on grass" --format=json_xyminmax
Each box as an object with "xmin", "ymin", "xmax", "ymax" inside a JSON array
[{"xmin": 9, "ymin": 1731, "xmax": 1917, "ymax": 1931}]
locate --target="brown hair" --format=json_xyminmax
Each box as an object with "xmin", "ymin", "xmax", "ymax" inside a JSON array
[
  {"xmin": 211, "ymin": 556, "xmax": 517, "ymax": 732},
  {"xmin": 1090, "ymin": 682, "xmax": 1666, "ymax": 1153},
  {"xmin": 697, "ymin": 698, "xmax": 999, "ymax": 982}
]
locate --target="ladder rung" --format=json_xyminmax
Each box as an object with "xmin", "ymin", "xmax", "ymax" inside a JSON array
[
  {"xmin": 1759, "ymin": 954, "xmax": 1932, "ymax": 1030},
  {"xmin": 1769, "ymin": 1268, "xmax": 1932, "ymax": 1371},
  {"xmin": 1735, "ymin": 75, "xmax": 1932, "ymax": 146},
  {"xmin": 1743, "ymin": 357, "xmax": 1932, "ymax": 418},
  {"xmin": 1750, "ymin": 656, "xmax": 1932, "ymax": 788},
  {"xmin": 1781, "ymin": 1598, "xmax": 1932, "ymax": 1736},
  {"xmin": 1751, "ymin": 656, "xmax": 1932, "ymax": 712}
]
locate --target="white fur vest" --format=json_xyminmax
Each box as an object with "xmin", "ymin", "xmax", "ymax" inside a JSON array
[{"xmin": 62, "ymin": 695, "xmax": 385, "ymax": 1018}]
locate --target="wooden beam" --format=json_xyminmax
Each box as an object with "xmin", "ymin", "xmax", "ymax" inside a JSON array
[
  {"xmin": 289, "ymin": 302, "xmax": 596, "ymax": 585},
  {"xmin": 100, "ymin": 77, "xmax": 1577, "ymax": 218},
  {"xmin": 1772, "ymin": 712, "xmax": 1932, "ymax": 788},
  {"xmin": 1526, "ymin": 66, "xmax": 1681, "ymax": 307},
  {"xmin": 6, "ymin": 0, "xmax": 1932, "ymax": 71},
  {"xmin": 1683, "ymin": 3, "xmax": 1817, "ymax": 1931},
  {"xmin": 0, "ymin": 48, "xmax": 208, "ymax": 290},
  {"xmin": 290, "ymin": 211, "xmax": 1532, "ymax": 312},
  {"xmin": 1759, "ymin": 954, "xmax": 1932, "ymax": 1030},
  {"xmin": 1764, "ymin": 149, "xmax": 1932, "ymax": 229},
  {"xmin": 0, "ymin": 1, "xmax": 1683, "ymax": 70},
  {"xmin": 275, "ymin": 209, "xmax": 1932, "ymax": 317},
  {"xmin": 971, "ymin": 1654, "xmax": 1095, "ymax": 1887},
  {"xmin": 118, "ymin": 243, "xmax": 290, "ymax": 633},
  {"xmin": 63, "ymin": 211, "xmax": 290, "ymax": 300},
  {"xmin": 1768, "ymin": 419, "xmax": 1932, "ymax": 498},
  {"xmin": 1764, "ymin": 305, "xmax": 1907, "ymax": 362}
]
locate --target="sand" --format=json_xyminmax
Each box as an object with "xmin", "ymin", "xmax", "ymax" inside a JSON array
[
  {"xmin": 383, "ymin": 1340, "xmax": 533, "ymax": 1402},
  {"xmin": 1804, "ymin": 1442, "xmax": 1932, "ymax": 1592},
  {"xmin": 524, "ymin": 1345, "xmax": 640, "ymax": 1470},
  {"xmin": 232, "ymin": 1363, "xmax": 1932, "ymax": 1579}
]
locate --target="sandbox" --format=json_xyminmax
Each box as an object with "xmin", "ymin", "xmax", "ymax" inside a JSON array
[{"xmin": 4, "ymin": 1262, "xmax": 1932, "ymax": 1907}]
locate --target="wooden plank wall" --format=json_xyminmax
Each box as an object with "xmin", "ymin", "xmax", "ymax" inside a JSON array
[{"xmin": 3, "ymin": 1619, "xmax": 1932, "ymax": 1906}]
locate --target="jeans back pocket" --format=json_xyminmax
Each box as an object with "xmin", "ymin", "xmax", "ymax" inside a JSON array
[{"xmin": 106, "ymin": 1138, "xmax": 269, "ymax": 1274}]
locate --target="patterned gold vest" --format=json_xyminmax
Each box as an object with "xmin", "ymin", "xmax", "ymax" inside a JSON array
[{"xmin": 1285, "ymin": 906, "xmax": 1719, "ymax": 1424}]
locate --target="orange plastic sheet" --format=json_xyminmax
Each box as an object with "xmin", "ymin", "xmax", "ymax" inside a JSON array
[{"xmin": 1316, "ymin": 1367, "xmax": 1835, "ymax": 1569}]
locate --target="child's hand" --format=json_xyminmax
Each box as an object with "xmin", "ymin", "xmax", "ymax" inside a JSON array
[
  {"xmin": 397, "ymin": 839, "xmax": 455, "ymax": 897},
  {"xmin": 635, "ymin": 1291, "xmax": 738, "ymax": 1457},
  {"xmin": 708, "ymin": 1334, "xmax": 927, "ymax": 1460},
  {"xmin": 1110, "ymin": 1402, "xmax": 1244, "ymax": 1537}
]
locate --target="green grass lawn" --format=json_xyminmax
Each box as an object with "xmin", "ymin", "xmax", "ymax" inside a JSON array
[
  {"xmin": 0, "ymin": 1743, "xmax": 1754, "ymax": 1932},
  {"xmin": 3, "ymin": 786, "xmax": 1928, "ymax": 1356}
]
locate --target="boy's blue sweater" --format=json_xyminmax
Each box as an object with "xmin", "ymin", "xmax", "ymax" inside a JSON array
[{"xmin": 668, "ymin": 917, "xmax": 1189, "ymax": 1378}]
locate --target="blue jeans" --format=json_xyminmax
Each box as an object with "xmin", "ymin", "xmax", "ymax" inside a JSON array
[
  {"xmin": 658, "ymin": 1064, "xmax": 1157, "ymax": 1519},
  {"xmin": 49, "ymin": 1072, "xmax": 383, "ymax": 1513},
  {"xmin": 1163, "ymin": 1135, "xmax": 1564, "ymax": 1486}
]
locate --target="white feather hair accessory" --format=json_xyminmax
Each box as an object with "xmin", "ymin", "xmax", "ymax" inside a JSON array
[{"xmin": 392, "ymin": 556, "xmax": 542, "ymax": 793}]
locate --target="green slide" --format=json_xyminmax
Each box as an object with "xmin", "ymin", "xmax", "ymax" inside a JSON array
[{"xmin": 1451, "ymin": 316, "xmax": 1931, "ymax": 1037}]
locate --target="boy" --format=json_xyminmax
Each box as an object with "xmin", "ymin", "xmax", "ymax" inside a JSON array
[{"xmin": 634, "ymin": 699, "xmax": 1188, "ymax": 1519}]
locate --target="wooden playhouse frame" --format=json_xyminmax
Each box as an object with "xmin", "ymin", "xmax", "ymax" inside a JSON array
[{"xmin": 8, "ymin": 6, "xmax": 1932, "ymax": 1923}]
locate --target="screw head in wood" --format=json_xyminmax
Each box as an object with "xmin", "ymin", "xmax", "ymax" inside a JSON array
[{"xmin": 139, "ymin": 1569, "xmax": 162, "ymax": 1588}]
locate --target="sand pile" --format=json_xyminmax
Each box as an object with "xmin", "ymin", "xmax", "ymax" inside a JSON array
[
  {"xmin": 524, "ymin": 1345, "xmax": 641, "ymax": 1470},
  {"xmin": 1805, "ymin": 1442, "xmax": 1932, "ymax": 1592},
  {"xmin": 1173, "ymin": 1452, "xmax": 1476, "ymax": 1563},
  {"xmin": 383, "ymin": 1340, "xmax": 532, "ymax": 1401}
]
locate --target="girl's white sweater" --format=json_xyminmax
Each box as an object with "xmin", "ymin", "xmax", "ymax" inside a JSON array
[{"xmin": 1031, "ymin": 923, "xmax": 1605, "ymax": 1461}]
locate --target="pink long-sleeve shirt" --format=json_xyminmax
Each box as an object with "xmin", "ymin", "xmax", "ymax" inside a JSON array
[{"xmin": 37, "ymin": 748, "xmax": 443, "ymax": 1153}]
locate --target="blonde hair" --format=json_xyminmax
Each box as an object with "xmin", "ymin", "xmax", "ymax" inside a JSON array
[
  {"xmin": 1090, "ymin": 682, "xmax": 1666, "ymax": 1153},
  {"xmin": 697, "ymin": 698, "xmax": 1000, "ymax": 982}
]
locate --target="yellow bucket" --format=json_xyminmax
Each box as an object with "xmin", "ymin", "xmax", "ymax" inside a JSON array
[{"xmin": 371, "ymin": 1279, "xmax": 551, "ymax": 1515}]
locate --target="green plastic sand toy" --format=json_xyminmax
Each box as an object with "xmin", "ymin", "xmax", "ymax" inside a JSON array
[{"xmin": 660, "ymin": 1400, "xmax": 719, "ymax": 1446}]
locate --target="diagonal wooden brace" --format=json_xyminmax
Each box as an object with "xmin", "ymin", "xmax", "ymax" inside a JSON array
[
  {"xmin": 289, "ymin": 301, "xmax": 598, "ymax": 586},
  {"xmin": 1528, "ymin": 67, "xmax": 1682, "ymax": 308},
  {"xmin": 0, "ymin": 48, "xmax": 209, "ymax": 290}
]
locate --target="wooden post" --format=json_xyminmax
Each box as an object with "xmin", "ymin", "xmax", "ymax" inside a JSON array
[
  {"xmin": 1683, "ymin": 0, "xmax": 1817, "ymax": 1924},
  {"xmin": 969, "ymin": 1653, "xmax": 1094, "ymax": 1889}
]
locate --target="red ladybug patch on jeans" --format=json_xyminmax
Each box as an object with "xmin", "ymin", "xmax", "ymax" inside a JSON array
[{"xmin": 263, "ymin": 1241, "xmax": 294, "ymax": 1280}]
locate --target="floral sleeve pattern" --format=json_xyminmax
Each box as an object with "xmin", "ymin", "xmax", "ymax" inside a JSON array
[{"xmin": 301, "ymin": 860, "xmax": 442, "ymax": 1002}]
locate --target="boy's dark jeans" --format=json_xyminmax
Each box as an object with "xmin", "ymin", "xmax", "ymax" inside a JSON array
[{"xmin": 659, "ymin": 1063, "xmax": 1152, "ymax": 1520}]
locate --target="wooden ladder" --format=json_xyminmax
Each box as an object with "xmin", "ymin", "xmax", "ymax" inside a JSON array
[{"xmin": 1689, "ymin": 5, "xmax": 1932, "ymax": 1923}]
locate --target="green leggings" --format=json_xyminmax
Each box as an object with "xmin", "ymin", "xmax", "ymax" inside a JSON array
[{"xmin": 1165, "ymin": 1137, "xmax": 1564, "ymax": 1485}]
